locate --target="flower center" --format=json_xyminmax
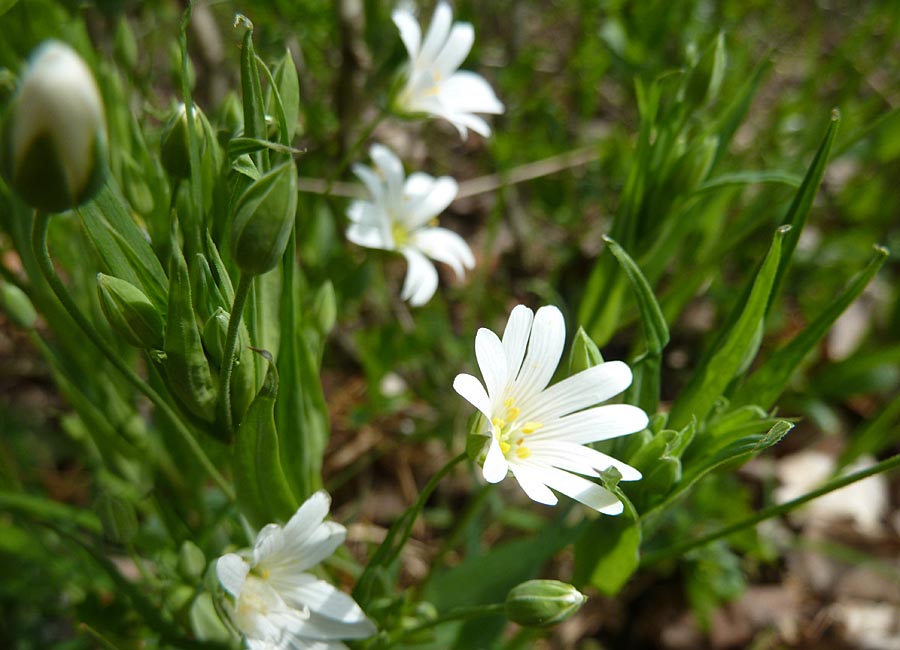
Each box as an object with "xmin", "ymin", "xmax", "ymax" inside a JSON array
[
  {"xmin": 491, "ymin": 398, "xmax": 543, "ymax": 460},
  {"xmin": 391, "ymin": 221, "xmax": 410, "ymax": 247}
]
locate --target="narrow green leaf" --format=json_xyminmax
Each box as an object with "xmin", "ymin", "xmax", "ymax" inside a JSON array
[
  {"xmin": 693, "ymin": 170, "xmax": 802, "ymax": 194},
  {"xmin": 669, "ymin": 226, "xmax": 788, "ymax": 429},
  {"xmin": 228, "ymin": 137, "xmax": 304, "ymax": 159},
  {"xmin": 272, "ymin": 49, "xmax": 300, "ymax": 143},
  {"xmin": 733, "ymin": 246, "xmax": 888, "ymax": 410},
  {"xmin": 711, "ymin": 57, "xmax": 772, "ymax": 168},
  {"xmin": 604, "ymin": 235, "xmax": 669, "ymax": 355},
  {"xmin": 238, "ymin": 18, "xmax": 269, "ymax": 172},
  {"xmin": 769, "ymin": 110, "xmax": 840, "ymax": 313},
  {"xmin": 79, "ymin": 181, "xmax": 168, "ymax": 309}
]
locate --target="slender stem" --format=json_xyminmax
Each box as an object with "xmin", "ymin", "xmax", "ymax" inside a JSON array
[
  {"xmin": 219, "ymin": 272, "xmax": 253, "ymax": 434},
  {"xmin": 30, "ymin": 212, "xmax": 234, "ymax": 499},
  {"xmin": 325, "ymin": 108, "xmax": 387, "ymax": 195},
  {"xmin": 400, "ymin": 603, "xmax": 506, "ymax": 638},
  {"xmin": 641, "ymin": 449, "xmax": 900, "ymax": 568}
]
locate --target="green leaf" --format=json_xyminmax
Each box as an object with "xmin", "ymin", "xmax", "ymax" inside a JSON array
[
  {"xmin": 228, "ymin": 137, "xmax": 303, "ymax": 159},
  {"xmin": 573, "ymin": 490, "xmax": 641, "ymax": 597},
  {"xmin": 79, "ymin": 181, "xmax": 168, "ymax": 310},
  {"xmin": 668, "ymin": 226, "xmax": 788, "ymax": 429},
  {"xmin": 733, "ymin": 245, "xmax": 888, "ymax": 410},
  {"xmin": 238, "ymin": 18, "xmax": 269, "ymax": 172},
  {"xmin": 272, "ymin": 48, "xmax": 300, "ymax": 143},
  {"xmin": 769, "ymin": 110, "xmax": 840, "ymax": 312},
  {"xmin": 693, "ymin": 170, "xmax": 802, "ymax": 194}
]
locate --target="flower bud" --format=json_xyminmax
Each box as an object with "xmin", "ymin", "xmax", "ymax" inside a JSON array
[
  {"xmin": 178, "ymin": 540, "xmax": 207, "ymax": 580},
  {"xmin": 230, "ymin": 160, "xmax": 297, "ymax": 276},
  {"xmin": 160, "ymin": 103, "xmax": 205, "ymax": 179},
  {"xmin": 1, "ymin": 40, "xmax": 107, "ymax": 213},
  {"xmin": 505, "ymin": 580, "xmax": 586, "ymax": 628},
  {"xmin": 97, "ymin": 273, "xmax": 165, "ymax": 349},
  {"xmin": 0, "ymin": 282, "xmax": 37, "ymax": 329}
]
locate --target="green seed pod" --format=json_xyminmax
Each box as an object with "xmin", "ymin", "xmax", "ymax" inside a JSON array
[
  {"xmin": 97, "ymin": 273, "xmax": 165, "ymax": 349},
  {"xmin": 230, "ymin": 161, "xmax": 297, "ymax": 276},
  {"xmin": 0, "ymin": 41, "xmax": 107, "ymax": 213},
  {"xmin": 163, "ymin": 249, "xmax": 217, "ymax": 422},
  {"xmin": 94, "ymin": 492, "xmax": 138, "ymax": 545},
  {"xmin": 233, "ymin": 357, "xmax": 298, "ymax": 527},
  {"xmin": 177, "ymin": 540, "xmax": 206, "ymax": 580},
  {"xmin": 505, "ymin": 580, "xmax": 587, "ymax": 628},
  {"xmin": 568, "ymin": 326, "xmax": 604, "ymax": 376},
  {"xmin": 0, "ymin": 282, "xmax": 37, "ymax": 329},
  {"xmin": 160, "ymin": 103, "xmax": 205, "ymax": 180}
]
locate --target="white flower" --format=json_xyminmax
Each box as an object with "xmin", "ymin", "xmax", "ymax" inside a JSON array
[
  {"xmin": 216, "ymin": 491, "xmax": 376, "ymax": 650},
  {"xmin": 453, "ymin": 305, "xmax": 649, "ymax": 514},
  {"xmin": 392, "ymin": 1, "xmax": 504, "ymax": 138},
  {"xmin": 1, "ymin": 40, "xmax": 107, "ymax": 213},
  {"xmin": 346, "ymin": 144, "xmax": 474, "ymax": 306}
]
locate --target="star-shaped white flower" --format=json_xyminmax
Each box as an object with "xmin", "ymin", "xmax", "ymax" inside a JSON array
[
  {"xmin": 453, "ymin": 305, "xmax": 649, "ymax": 514},
  {"xmin": 216, "ymin": 491, "xmax": 376, "ymax": 650},
  {"xmin": 392, "ymin": 1, "xmax": 504, "ymax": 138},
  {"xmin": 346, "ymin": 143, "xmax": 474, "ymax": 306}
]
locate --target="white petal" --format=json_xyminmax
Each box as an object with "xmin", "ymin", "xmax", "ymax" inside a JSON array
[
  {"xmin": 509, "ymin": 464, "xmax": 558, "ymax": 506},
  {"xmin": 482, "ymin": 435, "xmax": 508, "ymax": 483},
  {"xmin": 418, "ymin": 1, "xmax": 454, "ymax": 67},
  {"xmin": 475, "ymin": 326, "xmax": 508, "ymax": 402},
  {"xmin": 525, "ymin": 462, "xmax": 623, "ymax": 514},
  {"xmin": 453, "ymin": 373, "xmax": 492, "ymax": 417},
  {"xmin": 502, "ymin": 305, "xmax": 534, "ymax": 384},
  {"xmin": 440, "ymin": 71, "xmax": 505, "ymax": 114},
  {"xmin": 283, "ymin": 576, "xmax": 374, "ymax": 628},
  {"xmin": 351, "ymin": 163, "xmax": 384, "ymax": 203},
  {"xmin": 281, "ymin": 491, "xmax": 332, "ymax": 548},
  {"xmin": 434, "ymin": 23, "xmax": 474, "ymax": 78},
  {"xmin": 511, "ymin": 306, "xmax": 565, "ymax": 401},
  {"xmin": 400, "ymin": 248, "xmax": 439, "ymax": 306},
  {"xmin": 529, "ymin": 441, "xmax": 642, "ymax": 481},
  {"xmin": 346, "ymin": 222, "xmax": 392, "ymax": 251},
  {"xmin": 294, "ymin": 522, "xmax": 346, "ymax": 573},
  {"xmin": 392, "ymin": 8, "xmax": 421, "ymax": 59},
  {"xmin": 216, "ymin": 553, "xmax": 250, "ymax": 598},
  {"xmin": 529, "ymin": 360, "xmax": 633, "ymax": 422},
  {"xmin": 369, "ymin": 144, "xmax": 405, "ymax": 204},
  {"xmin": 531, "ymin": 404, "xmax": 649, "ymax": 445},
  {"xmin": 404, "ymin": 172, "xmax": 437, "ymax": 199},
  {"xmin": 404, "ymin": 176, "xmax": 458, "ymax": 228},
  {"xmin": 253, "ymin": 524, "xmax": 286, "ymax": 566},
  {"xmin": 411, "ymin": 227, "xmax": 474, "ymax": 279}
]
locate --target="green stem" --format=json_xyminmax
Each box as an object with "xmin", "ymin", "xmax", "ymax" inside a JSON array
[
  {"xmin": 30, "ymin": 212, "xmax": 233, "ymax": 500},
  {"xmin": 398, "ymin": 603, "xmax": 506, "ymax": 640},
  {"xmin": 325, "ymin": 108, "xmax": 387, "ymax": 195},
  {"xmin": 219, "ymin": 272, "xmax": 253, "ymax": 434},
  {"xmin": 641, "ymin": 449, "xmax": 900, "ymax": 567}
]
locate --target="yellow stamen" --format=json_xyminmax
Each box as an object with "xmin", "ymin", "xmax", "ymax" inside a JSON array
[
  {"xmin": 391, "ymin": 222, "xmax": 409, "ymax": 247},
  {"xmin": 261, "ymin": 569, "xmax": 271, "ymax": 579},
  {"xmin": 515, "ymin": 446, "xmax": 531, "ymax": 459},
  {"xmin": 520, "ymin": 422, "xmax": 544, "ymax": 435},
  {"xmin": 504, "ymin": 398, "xmax": 514, "ymax": 407},
  {"xmin": 505, "ymin": 406, "xmax": 521, "ymax": 421},
  {"xmin": 428, "ymin": 217, "xmax": 439, "ymax": 227},
  {"xmin": 500, "ymin": 441, "xmax": 511, "ymax": 454},
  {"xmin": 491, "ymin": 417, "xmax": 506, "ymax": 429}
]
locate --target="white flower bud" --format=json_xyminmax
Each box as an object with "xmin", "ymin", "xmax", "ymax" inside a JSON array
[{"xmin": 1, "ymin": 40, "xmax": 107, "ymax": 212}]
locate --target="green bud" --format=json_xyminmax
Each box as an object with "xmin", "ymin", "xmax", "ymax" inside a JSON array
[
  {"xmin": 97, "ymin": 273, "xmax": 165, "ymax": 349},
  {"xmin": 0, "ymin": 282, "xmax": 37, "ymax": 329},
  {"xmin": 568, "ymin": 326, "xmax": 604, "ymax": 376},
  {"xmin": 312, "ymin": 281, "xmax": 336, "ymax": 335},
  {"xmin": 683, "ymin": 32, "xmax": 727, "ymax": 108},
  {"xmin": 160, "ymin": 103, "xmax": 205, "ymax": 179},
  {"xmin": 201, "ymin": 307, "xmax": 256, "ymax": 422},
  {"xmin": 230, "ymin": 161, "xmax": 297, "ymax": 276},
  {"xmin": 1, "ymin": 41, "xmax": 107, "ymax": 213},
  {"xmin": 94, "ymin": 492, "xmax": 138, "ymax": 545},
  {"xmin": 178, "ymin": 540, "xmax": 207, "ymax": 580},
  {"xmin": 505, "ymin": 580, "xmax": 587, "ymax": 628}
]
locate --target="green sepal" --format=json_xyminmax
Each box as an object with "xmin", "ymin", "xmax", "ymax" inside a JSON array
[
  {"xmin": 568, "ymin": 326, "xmax": 604, "ymax": 376},
  {"xmin": 163, "ymin": 248, "xmax": 217, "ymax": 422},
  {"xmin": 97, "ymin": 273, "xmax": 165, "ymax": 349},
  {"xmin": 233, "ymin": 355, "xmax": 299, "ymax": 527}
]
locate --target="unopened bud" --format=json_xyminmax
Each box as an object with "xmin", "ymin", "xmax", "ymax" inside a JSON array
[
  {"xmin": 160, "ymin": 103, "xmax": 205, "ymax": 179},
  {"xmin": 505, "ymin": 580, "xmax": 586, "ymax": 628},
  {"xmin": 231, "ymin": 160, "xmax": 297, "ymax": 276},
  {"xmin": 97, "ymin": 273, "xmax": 164, "ymax": 349},
  {"xmin": 1, "ymin": 41, "xmax": 107, "ymax": 212},
  {"xmin": 0, "ymin": 282, "xmax": 37, "ymax": 329},
  {"xmin": 178, "ymin": 540, "xmax": 206, "ymax": 580},
  {"xmin": 568, "ymin": 326, "xmax": 604, "ymax": 376}
]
